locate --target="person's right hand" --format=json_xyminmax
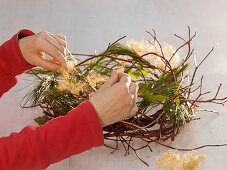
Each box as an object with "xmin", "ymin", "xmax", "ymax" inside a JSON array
[{"xmin": 89, "ymin": 70, "xmax": 138, "ymax": 127}]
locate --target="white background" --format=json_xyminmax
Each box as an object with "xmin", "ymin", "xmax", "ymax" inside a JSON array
[{"xmin": 1, "ymin": 0, "xmax": 227, "ymax": 169}]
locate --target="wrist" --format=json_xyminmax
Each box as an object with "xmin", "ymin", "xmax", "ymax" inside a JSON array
[
  {"xmin": 18, "ymin": 37, "xmax": 28, "ymax": 63},
  {"xmin": 17, "ymin": 29, "xmax": 36, "ymax": 66},
  {"xmin": 89, "ymin": 99, "xmax": 106, "ymax": 127}
]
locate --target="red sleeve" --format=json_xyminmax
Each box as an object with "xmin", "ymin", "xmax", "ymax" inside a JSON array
[
  {"xmin": 0, "ymin": 31, "xmax": 104, "ymax": 169},
  {"xmin": 0, "ymin": 101, "xmax": 104, "ymax": 170},
  {"xmin": 0, "ymin": 29, "xmax": 35, "ymax": 98}
]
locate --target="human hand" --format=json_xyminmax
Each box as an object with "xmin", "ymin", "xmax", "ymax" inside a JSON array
[
  {"xmin": 89, "ymin": 70, "xmax": 138, "ymax": 127},
  {"xmin": 18, "ymin": 31, "xmax": 68, "ymax": 71}
]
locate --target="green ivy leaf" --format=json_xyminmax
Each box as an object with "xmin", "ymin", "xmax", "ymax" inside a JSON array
[
  {"xmin": 34, "ymin": 116, "xmax": 50, "ymax": 125},
  {"xmin": 128, "ymin": 70, "xmax": 136, "ymax": 79},
  {"xmin": 143, "ymin": 93, "xmax": 168, "ymax": 103},
  {"xmin": 142, "ymin": 70, "xmax": 148, "ymax": 76},
  {"xmin": 174, "ymin": 96, "xmax": 180, "ymax": 106},
  {"xmin": 163, "ymin": 99, "xmax": 176, "ymax": 122}
]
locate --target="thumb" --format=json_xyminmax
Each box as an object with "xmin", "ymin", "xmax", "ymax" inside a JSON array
[{"xmin": 104, "ymin": 70, "xmax": 119, "ymax": 86}]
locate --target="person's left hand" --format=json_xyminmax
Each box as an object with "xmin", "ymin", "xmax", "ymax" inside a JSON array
[{"xmin": 18, "ymin": 31, "xmax": 68, "ymax": 71}]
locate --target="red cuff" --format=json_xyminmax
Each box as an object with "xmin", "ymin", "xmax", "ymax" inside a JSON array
[
  {"xmin": 0, "ymin": 29, "xmax": 36, "ymax": 98},
  {"xmin": 10, "ymin": 29, "xmax": 36, "ymax": 76},
  {"xmin": 80, "ymin": 100, "xmax": 104, "ymax": 146},
  {"xmin": 69, "ymin": 101, "xmax": 104, "ymax": 147},
  {"xmin": 0, "ymin": 100, "xmax": 104, "ymax": 169},
  {"xmin": 0, "ymin": 29, "xmax": 35, "ymax": 77}
]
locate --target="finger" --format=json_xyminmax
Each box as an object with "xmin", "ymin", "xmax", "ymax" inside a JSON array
[
  {"xmin": 31, "ymin": 55, "xmax": 61, "ymax": 71},
  {"xmin": 49, "ymin": 34, "xmax": 67, "ymax": 60},
  {"xmin": 119, "ymin": 74, "xmax": 131, "ymax": 87},
  {"xmin": 130, "ymin": 104, "xmax": 138, "ymax": 116},
  {"xmin": 111, "ymin": 71, "xmax": 126, "ymax": 82},
  {"xmin": 43, "ymin": 32, "xmax": 66, "ymax": 57},
  {"xmin": 128, "ymin": 91, "xmax": 138, "ymax": 116},
  {"xmin": 132, "ymin": 92, "xmax": 138, "ymax": 104},
  {"xmin": 55, "ymin": 34, "xmax": 66, "ymax": 41},
  {"xmin": 130, "ymin": 93, "xmax": 138, "ymax": 110},
  {"xmin": 117, "ymin": 71, "xmax": 126, "ymax": 81},
  {"xmin": 50, "ymin": 33, "xmax": 67, "ymax": 48},
  {"xmin": 103, "ymin": 70, "xmax": 119, "ymax": 87},
  {"xmin": 36, "ymin": 36, "xmax": 68, "ymax": 70},
  {"xmin": 129, "ymin": 82, "xmax": 138, "ymax": 96}
]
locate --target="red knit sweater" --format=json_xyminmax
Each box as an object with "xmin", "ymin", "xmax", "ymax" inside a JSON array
[{"xmin": 0, "ymin": 30, "xmax": 104, "ymax": 170}]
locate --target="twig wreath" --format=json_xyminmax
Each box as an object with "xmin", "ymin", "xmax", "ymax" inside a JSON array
[{"xmin": 22, "ymin": 27, "xmax": 227, "ymax": 166}]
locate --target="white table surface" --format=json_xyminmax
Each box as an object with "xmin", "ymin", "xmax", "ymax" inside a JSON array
[{"xmin": 1, "ymin": 0, "xmax": 227, "ymax": 169}]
